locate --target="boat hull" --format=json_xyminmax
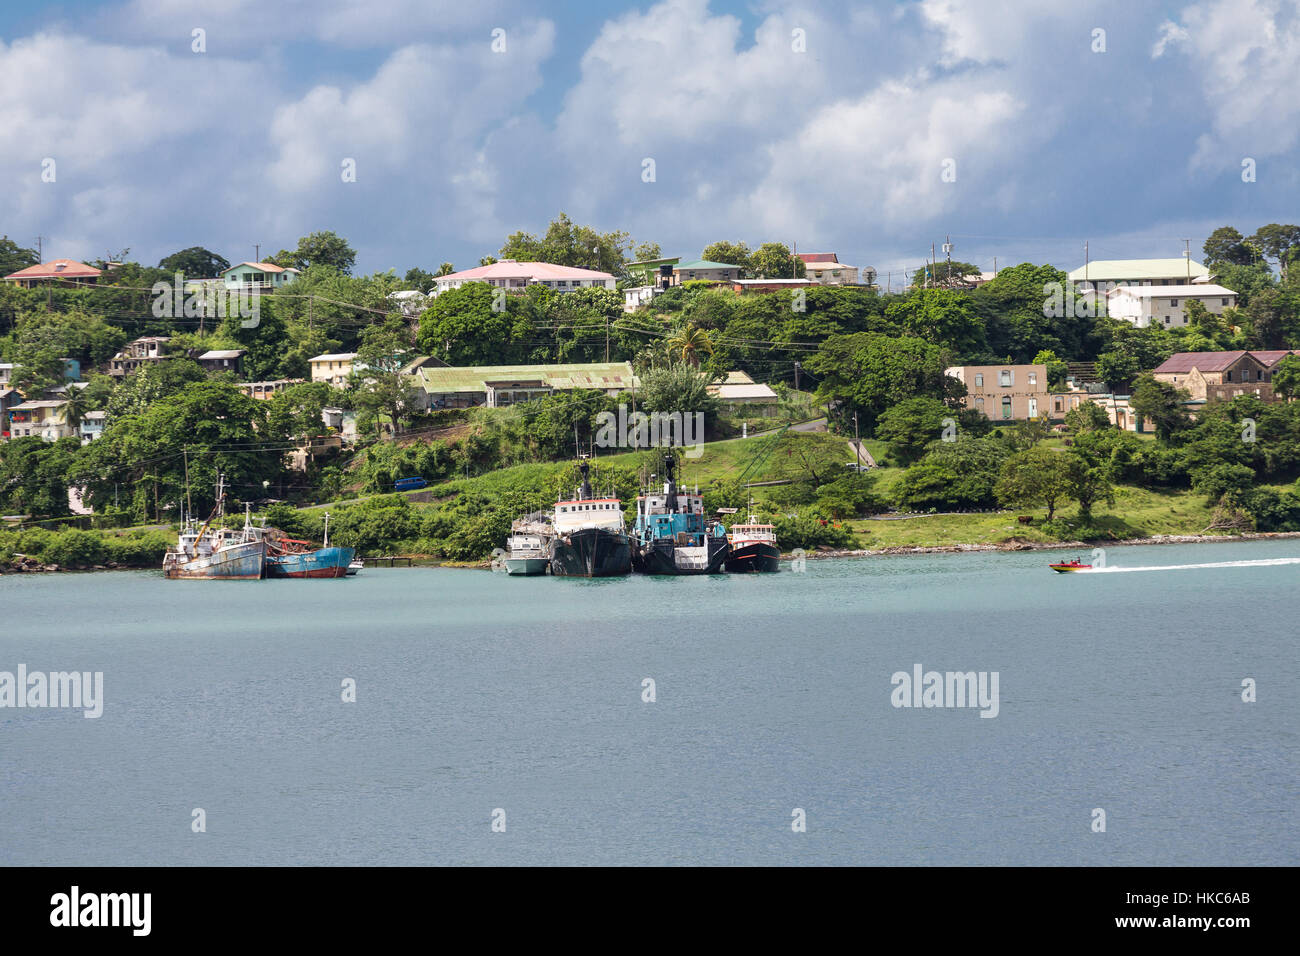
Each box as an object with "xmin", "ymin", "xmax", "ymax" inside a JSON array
[
  {"xmin": 634, "ymin": 536, "xmax": 729, "ymax": 575},
  {"xmin": 266, "ymin": 546, "xmax": 356, "ymax": 579},
  {"xmin": 725, "ymin": 541, "xmax": 781, "ymax": 573},
  {"xmin": 1049, "ymin": 563, "xmax": 1091, "ymax": 573},
  {"xmin": 163, "ymin": 540, "xmax": 265, "ymax": 580},
  {"xmin": 505, "ymin": 556, "xmax": 549, "ymax": 576},
  {"xmin": 550, "ymin": 529, "xmax": 632, "ymax": 577}
]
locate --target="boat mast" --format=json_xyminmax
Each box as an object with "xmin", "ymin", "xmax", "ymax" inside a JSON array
[{"xmin": 323, "ymin": 511, "xmax": 330, "ymax": 548}]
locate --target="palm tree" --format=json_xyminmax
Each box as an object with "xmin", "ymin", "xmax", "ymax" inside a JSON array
[
  {"xmin": 666, "ymin": 324, "xmax": 714, "ymax": 368},
  {"xmin": 62, "ymin": 386, "xmax": 90, "ymax": 432}
]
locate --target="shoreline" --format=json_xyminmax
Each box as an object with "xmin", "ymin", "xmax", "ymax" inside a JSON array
[{"xmin": 7, "ymin": 531, "xmax": 1300, "ymax": 574}]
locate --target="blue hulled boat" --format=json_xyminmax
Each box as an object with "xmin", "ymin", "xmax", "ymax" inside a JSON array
[
  {"xmin": 631, "ymin": 453, "xmax": 729, "ymax": 575},
  {"xmin": 264, "ymin": 512, "xmax": 354, "ymax": 579}
]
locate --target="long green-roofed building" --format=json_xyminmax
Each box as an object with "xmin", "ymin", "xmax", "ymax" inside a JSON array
[{"xmin": 409, "ymin": 361, "xmax": 638, "ymax": 409}]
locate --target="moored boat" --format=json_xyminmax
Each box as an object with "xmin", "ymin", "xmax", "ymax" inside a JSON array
[
  {"xmin": 631, "ymin": 453, "xmax": 729, "ymax": 575},
  {"xmin": 162, "ymin": 476, "xmax": 265, "ymax": 580},
  {"xmin": 549, "ymin": 459, "xmax": 633, "ymax": 577},
  {"xmin": 264, "ymin": 512, "xmax": 355, "ymax": 579},
  {"xmin": 504, "ymin": 515, "xmax": 551, "ymax": 576},
  {"xmin": 346, "ymin": 558, "xmax": 364, "ymax": 576},
  {"xmin": 724, "ymin": 504, "xmax": 781, "ymax": 573}
]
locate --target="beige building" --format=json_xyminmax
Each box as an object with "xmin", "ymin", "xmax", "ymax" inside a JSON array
[
  {"xmin": 7, "ymin": 399, "xmax": 75, "ymax": 441},
  {"xmin": 706, "ymin": 371, "xmax": 780, "ymax": 417},
  {"xmin": 947, "ymin": 364, "xmax": 1049, "ymax": 421},
  {"xmin": 1151, "ymin": 351, "xmax": 1290, "ymax": 403},
  {"xmin": 1106, "ymin": 284, "xmax": 1237, "ymax": 329},
  {"xmin": 309, "ymin": 353, "xmax": 358, "ymax": 386}
]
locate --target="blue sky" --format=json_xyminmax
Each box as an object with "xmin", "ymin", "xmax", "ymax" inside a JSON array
[{"xmin": 2, "ymin": 0, "xmax": 1298, "ymax": 286}]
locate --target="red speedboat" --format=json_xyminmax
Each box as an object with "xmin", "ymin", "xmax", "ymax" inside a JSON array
[{"xmin": 1049, "ymin": 559, "xmax": 1091, "ymax": 573}]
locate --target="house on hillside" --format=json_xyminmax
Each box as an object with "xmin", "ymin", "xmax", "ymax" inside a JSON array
[
  {"xmin": 197, "ymin": 349, "xmax": 247, "ymax": 375},
  {"xmin": 674, "ymin": 259, "xmax": 744, "ymax": 283},
  {"xmin": 1151, "ymin": 351, "xmax": 1297, "ymax": 403},
  {"xmin": 3, "ymin": 259, "xmax": 102, "ymax": 288},
  {"xmin": 309, "ymin": 353, "xmax": 358, "ymax": 386},
  {"xmin": 108, "ymin": 337, "xmax": 172, "ymax": 377},
  {"xmin": 7, "ymin": 399, "xmax": 74, "ymax": 441},
  {"xmin": 220, "ymin": 262, "xmax": 300, "ymax": 292},
  {"xmin": 731, "ymin": 278, "xmax": 813, "ymax": 294},
  {"xmin": 431, "ymin": 260, "xmax": 616, "ymax": 295},
  {"xmin": 409, "ymin": 362, "xmax": 637, "ymax": 410},
  {"xmin": 80, "ymin": 410, "xmax": 106, "ymax": 443},
  {"xmin": 1068, "ymin": 257, "xmax": 1211, "ymax": 294},
  {"xmin": 797, "ymin": 253, "xmax": 871, "ymax": 286},
  {"xmin": 706, "ymin": 371, "xmax": 780, "ymax": 418},
  {"xmin": 1106, "ymin": 284, "xmax": 1238, "ymax": 329},
  {"xmin": 238, "ymin": 379, "xmax": 305, "ymax": 400},
  {"xmin": 626, "ymin": 257, "xmax": 682, "ymax": 285},
  {"xmin": 946, "ymin": 364, "xmax": 1049, "ymax": 421}
]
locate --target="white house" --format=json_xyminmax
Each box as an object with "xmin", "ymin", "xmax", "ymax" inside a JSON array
[
  {"xmin": 431, "ymin": 260, "xmax": 616, "ymax": 295},
  {"xmin": 309, "ymin": 353, "xmax": 358, "ymax": 386},
  {"xmin": 1106, "ymin": 284, "xmax": 1238, "ymax": 329}
]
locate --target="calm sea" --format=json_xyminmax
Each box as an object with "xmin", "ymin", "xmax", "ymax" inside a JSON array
[{"xmin": 1, "ymin": 539, "xmax": 1296, "ymax": 865}]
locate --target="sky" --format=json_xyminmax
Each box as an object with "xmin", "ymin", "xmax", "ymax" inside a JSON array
[{"xmin": 2, "ymin": 0, "xmax": 1298, "ymax": 288}]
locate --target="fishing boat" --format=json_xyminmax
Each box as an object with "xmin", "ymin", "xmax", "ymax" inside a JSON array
[
  {"xmin": 632, "ymin": 453, "xmax": 729, "ymax": 575},
  {"xmin": 724, "ymin": 499, "xmax": 781, "ymax": 573},
  {"xmin": 549, "ymin": 459, "xmax": 633, "ymax": 577},
  {"xmin": 162, "ymin": 476, "xmax": 265, "ymax": 580},
  {"xmin": 265, "ymin": 512, "xmax": 355, "ymax": 579},
  {"xmin": 1049, "ymin": 559, "xmax": 1091, "ymax": 573},
  {"xmin": 345, "ymin": 558, "xmax": 364, "ymax": 576},
  {"xmin": 504, "ymin": 514, "xmax": 551, "ymax": 576}
]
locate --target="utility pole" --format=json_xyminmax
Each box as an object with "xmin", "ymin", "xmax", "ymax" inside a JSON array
[
  {"xmin": 34, "ymin": 236, "xmax": 44, "ymax": 263},
  {"xmin": 1183, "ymin": 238, "xmax": 1191, "ymax": 282},
  {"xmin": 853, "ymin": 411, "xmax": 860, "ymax": 463},
  {"xmin": 255, "ymin": 243, "xmax": 260, "ymax": 263},
  {"xmin": 183, "ymin": 445, "xmax": 192, "ymax": 520},
  {"xmin": 930, "ymin": 242, "xmax": 936, "ymax": 287},
  {"xmin": 794, "ymin": 361, "xmax": 801, "ymax": 392},
  {"xmin": 605, "ymin": 313, "xmax": 610, "ymax": 362}
]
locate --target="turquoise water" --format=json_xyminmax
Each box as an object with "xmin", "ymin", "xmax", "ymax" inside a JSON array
[{"xmin": 1, "ymin": 539, "xmax": 1296, "ymax": 865}]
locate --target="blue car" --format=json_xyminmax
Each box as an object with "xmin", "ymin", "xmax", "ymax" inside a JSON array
[{"xmin": 394, "ymin": 477, "xmax": 428, "ymax": 492}]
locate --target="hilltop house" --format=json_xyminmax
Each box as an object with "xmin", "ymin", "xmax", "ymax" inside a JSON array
[
  {"xmin": 408, "ymin": 361, "xmax": 637, "ymax": 410},
  {"xmin": 1068, "ymin": 257, "xmax": 1211, "ymax": 294},
  {"xmin": 221, "ymin": 262, "xmax": 300, "ymax": 292},
  {"xmin": 946, "ymin": 364, "xmax": 1049, "ymax": 421},
  {"xmin": 797, "ymin": 253, "xmax": 870, "ymax": 286},
  {"xmin": 3, "ymin": 258, "xmax": 102, "ymax": 287},
  {"xmin": 431, "ymin": 260, "xmax": 616, "ymax": 295},
  {"xmin": 626, "ymin": 257, "xmax": 682, "ymax": 285},
  {"xmin": 1106, "ymin": 284, "xmax": 1238, "ymax": 328},
  {"xmin": 674, "ymin": 259, "xmax": 744, "ymax": 283}
]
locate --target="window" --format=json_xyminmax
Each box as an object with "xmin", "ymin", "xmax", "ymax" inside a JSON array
[
  {"xmin": 1164, "ymin": 316, "xmax": 1170, "ymax": 324},
  {"xmin": 1225, "ymin": 371, "xmax": 1232, "ymax": 382},
  {"xmin": 975, "ymin": 373, "xmax": 983, "ymax": 387},
  {"xmin": 1001, "ymin": 396, "xmax": 1012, "ymax": 419},
  {"xmin": 974, "ymin": 397, "xmax": 984, "ymax": 409},
  {"xmin": 1170, "ymin": 298, "xmax": 1179, "ymax": 306},
  {"xmin": 1028, "ymin": 372, "xmax": 1037, "ymax": 385},
  {"xmin": 1222, "ymin": 297, "xmax": 1230, "ymax": 305},
  {"xmin": 1028, "ymin": 398, "xmax": 1038, "ymax": 418},
  {"xmin": 999, "ymin": 370, "xmax": 1012, "ymax": 386}
]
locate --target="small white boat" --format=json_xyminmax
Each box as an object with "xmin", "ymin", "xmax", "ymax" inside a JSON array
[{"xmin": 345, "ymin": 558, "xmax": 364, "ymax": 576}]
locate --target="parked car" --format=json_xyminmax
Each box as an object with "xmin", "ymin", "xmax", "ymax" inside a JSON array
[{"xmin": 393, "ymin": 477, "xmax": 429, "ymax": 492}]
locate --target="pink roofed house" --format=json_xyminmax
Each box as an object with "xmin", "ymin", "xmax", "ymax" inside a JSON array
[{"xmin": 432, "ymin": 260, "xmax": 616, "ymax": 296}]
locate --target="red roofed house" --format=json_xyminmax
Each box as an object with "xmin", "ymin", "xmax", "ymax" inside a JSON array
[
  {"xmin": 796, "ymin": 252, "xmax": 866, "ymax": 286},
  {"xmin": 1150, "ymin": 351, "xmax": 1293, "ymax": 403},
  {"xmin": 3, "ymin": 259, "xmax": 102, "ymax": 288},
  {"xmin": 432, "ymin": 260, "xmax": 616, "ymax": 296}
]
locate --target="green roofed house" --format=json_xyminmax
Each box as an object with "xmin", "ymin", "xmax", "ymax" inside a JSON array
[
  {"xmin": 674, "ymin": 259, "xmax": 744, "ymax": 283},
  {"xmin": 409, "ymin": 362, "xmax": 638, "ymax": 410},
  {"xmin": 626, "ymin": 257, "xmax": 681, "ymax": 285}
]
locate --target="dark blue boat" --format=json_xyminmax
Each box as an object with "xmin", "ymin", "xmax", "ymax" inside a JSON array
[
  {"xmin": 265, "ymin": 544, "xmax": 356, "ymax": 578},
  {"xmin": 631, "ymin": 453, "xmax": 729, "ymax": 575}
]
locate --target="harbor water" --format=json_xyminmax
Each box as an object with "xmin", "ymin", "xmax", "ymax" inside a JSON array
[{"xmin": 1, "ymin": 538, "xmax": 1295, "ymax": 865}]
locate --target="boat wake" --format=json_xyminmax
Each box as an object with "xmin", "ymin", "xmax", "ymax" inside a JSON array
[{"xmin": 1078, "ymin": 557, "xmax": 1300, "ymax": 574}]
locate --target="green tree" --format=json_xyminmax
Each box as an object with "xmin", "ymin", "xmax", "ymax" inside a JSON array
[
  {"xmin": 1063, "ymin": 400, "xmax": 1111, "ymax": 433},
  {"xmin": 912, "ymin": 260, "xmax": 981, "ymax": 288},
  {"xmin": 1033, "ymin": 349, "xmax": 1069, "ymax": 389},
  {"xmin": 1249, "ymin": 224, "xmax": 1300, "ymax": 281},
  {"xmin": 499, "ymin": 212, "xmax": 632, "ymax": 276},
  {"xmin": 700, "ymin": 241, "xmax": 752, "ymax": 273},
  {"xmin": 995, "ymin": 446, "xmax": 1075, "ymax": 520},
  {"xmin": 1129, "ymin": 373, "xmax": 1191, "ymax": 440},
  {"xmin": 885, "ymin": 288, "xmax": 986, "ymax": 356},
  {"xmin": 1272, "ymin": 354, "xmax": 1300, "ymax": 401},
  {"xmin": 665, "ymin": 323, "xmax": 715, "ymax": 368},
  {"xmin": 353, "ymin": 317, "xmax": 420, "ymax": 437},
  {"xmin": 158, "ymin": 246, "xmax": 230, "ymax": 278},
  {"xmin": 875, "ymin": 396, "xmax": 951, "ymax": 464},
  {"xmin": 637, "ymin": 364, "xmax": 719, "ymax": 418},
  {"xmin": 416, "ymin": 282, "xmax": 516, "ymax": 364},
  {"xmin": 436, "ymin": 262, "xmax": 455, "ymax": 276},
  {"xmin": 0, "ymin": 235, "xmax": 40, "ymax": 277},
  {"xmin": 270, "ymin": 231, "xmax": 357, "ymax": 274},
  {"xmin": 748, "ymin": 242, "xmax": 805, "ymax": 279},
  {"xmin": 1202, "ymin": 226, "xmax": 1256, "ymax": 267}
]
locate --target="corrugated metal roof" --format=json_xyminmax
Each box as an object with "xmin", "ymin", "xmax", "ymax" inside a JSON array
[
  {"xmin": 4, "ymin": 258, "xmax": 102, "ymax": 280},
  {"xmin": 437, "ymin": 261, "xmax": 615, "ymax": 282},
  {"xmin": 1068, "ymin": 258, "xmax": 1210, "ymax": 281},
  {"xmin": 1153, "ymin": 351, "xmax": 1257, "ymax": 373},
  {"xmin": 676, "ymin": 259, "xmax": 743, "ymax": 271},
  {"xmin": 415, "ymin": 362, "xmax": 637, "ymax": 394}
]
